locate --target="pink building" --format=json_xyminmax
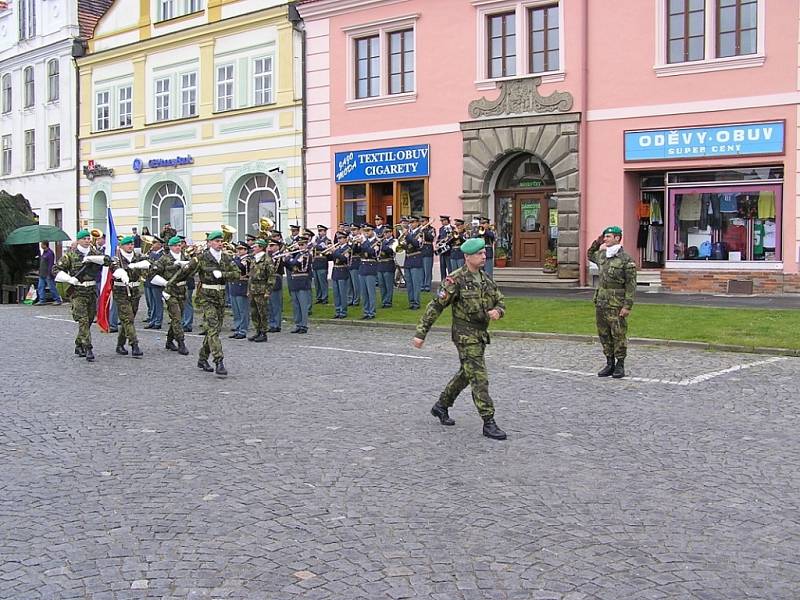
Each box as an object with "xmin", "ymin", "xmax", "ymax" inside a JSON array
[{"xmin": 297, "ymin": 0, "xmax": 797, "ymax": 292}]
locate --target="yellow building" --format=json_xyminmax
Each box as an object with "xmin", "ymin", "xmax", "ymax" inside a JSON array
[{"xmin": 77, "ymin": 0, "xmax": 303, "ymax": 241}]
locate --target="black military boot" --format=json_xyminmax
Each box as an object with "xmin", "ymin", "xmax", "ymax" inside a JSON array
[
  {"xmin": 430, "ymin": 402, "xmax": 455, "ymax": 426},
  {"xmin": 247, "ymin": 332, "xmax": 259, "ymax": 341},
  {"xmin": 85, "ymin": 347, "xmax": 96, "ymax": 362},
  {"xmin": 215, "ymin": 360, "xmax": 228, "ymax": 377},
  {"xmin": 612, "ymin": 358, "xmax": 626, "ymax": 379},
  {"xmin": 197, "ymin": 358, "xmax": 214, "ymax": 372},
  {"xmin": 116, "ymin": 344, "xmax": 129, "ymax": 355},
  {"xmin": 597, "ymin": 356, "xmax": 615, "ymax": 377},
  {"xmin": 130, "ymin": 343, "xmax": 143, "ymax": 358},
  {"xmin": 165, "ymin": 339, "xmax": 178, "ymax": 351},
  {"xmin": 75, "ymin": 345, "xmax": 85, "ymax": 357},
  {"xmin": 253, "ymin": 332, "xmax": 268, "ymax": 342},
  {"xmin": 177, "ymin": 340, "xmax": 189, "ymax": 355},
  {"xmin": 482, "ymin": 417, "xmax": 507, "ymax": 440}
]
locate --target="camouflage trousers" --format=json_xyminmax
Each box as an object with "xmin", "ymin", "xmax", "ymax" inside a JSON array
[
  {"xmin": 71, "ymin": 291, "xmax": 97, "ymax": 350},
  {"xmin": 165, "ymin": 292, "xmax": 186, "ymax": 343},
  {"xmin": 439, "ymin": 342, "xmax": 495, "ymax": 419},
  {"xmin": 113, "ymin": 288, "xmax": 141, "ymax": 347},
  {"xmin": 249, "ymin": 293, "xmax": 269, "ymax": 333},
  {"xmin": 198, "ymin": 291, "xmax": 225, "ymax": 362},
  {"xmin": 596, "ymin": 305, "xmax": 628, "ymax": 359}
]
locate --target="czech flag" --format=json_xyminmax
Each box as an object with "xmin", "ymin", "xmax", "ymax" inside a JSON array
[{"xmin": 96, "ymin": 208, "xmax": 117, "ymax": 333}]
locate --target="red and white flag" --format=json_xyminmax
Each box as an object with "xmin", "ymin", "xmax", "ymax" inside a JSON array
[{"xmin": 96, "ymin": 208, "xmax": 117, "ymax": 333}]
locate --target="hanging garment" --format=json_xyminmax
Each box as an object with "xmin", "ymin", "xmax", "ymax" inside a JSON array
[
  {"xmin": 763, "ymin": 220, "xmax": 776, "ymax": 249},
  {"xmin": 753, "ymin": 221, "xmax": 765, "ymax": 256},
  {"xmin": 723, "ymin": 224, "xmax": 747, "ymax": 254},
  {"xmin": 651, "ymin": 225, "xmax": 664, "ymax": 254},
  {"xmin": 645, "ymin": 226, "xmax": 657, "ymax": 263},
  {"xmin": 719, "ymin": 193, "xmax": 738, "ymax": 213},
  {"xmin": 678, "ymin": 194, "xmax": 702, "ymax": 220},
  {"xmin": 649, "ymin": 198, "xmax": 663, "ymax": 224},
  {"xmin": 758, "ymin": 191, "xmax": 776, "ymax": 219},
  {"xmin": 637, "ymin": 220, "xmax": 649, "ymax": 249},
  {"xmin": 638, "ymin": 202, "xmax": 650, "ymax": 218}
]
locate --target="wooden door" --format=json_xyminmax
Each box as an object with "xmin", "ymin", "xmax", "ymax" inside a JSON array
[{"xmin": 513, "ymin": 193, "xmax": 547, "ymax": 266}]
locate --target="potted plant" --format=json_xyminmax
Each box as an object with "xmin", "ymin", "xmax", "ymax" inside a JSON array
[
  {"xmin": 543, "ymin": 250, "xmax": 558, "ymax": 273},
  {"xmin": 494, "ymin": 247, "xmax": 508, "ymax": 268}
]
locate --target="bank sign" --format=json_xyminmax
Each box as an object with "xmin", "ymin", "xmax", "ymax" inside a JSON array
[
  {"xmin": 335, "ymin": 144, "xmax": 430, "ymax": 183},
  {"xmin": 624, "ymin": 121, "xmax": 784, "ymax": 161},
  {"xmin": 133, "ymin": 155, "xmax": 194, "ymax": 173}
]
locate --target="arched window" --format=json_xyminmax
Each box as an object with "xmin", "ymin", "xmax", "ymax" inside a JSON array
[
  {"xmin": 92, "ymin": 191, "xmax": 108, "ymax": 231},
  {"xmin": 150, "ymin": 182, "xmax": 186, "ymax": 237},
  {"xmin": 47, "ymin": 59, "xmax": 59, "ymax": 102},
  {"xmin": 23, "ymin": 66, "xmax": 34, "ymax": 108},
  {"xmin": 236, "ymin": 174, "xmax": 280, "ymax": 237},
  {"xmin": 2, "ymin": 74, "xmax": 11, "ymax": 113}
]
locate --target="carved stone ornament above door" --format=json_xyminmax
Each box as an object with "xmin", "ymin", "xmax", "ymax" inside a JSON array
[{"xmin": 468, "ymin": 77, "xmax": 574, "ymax": 119}]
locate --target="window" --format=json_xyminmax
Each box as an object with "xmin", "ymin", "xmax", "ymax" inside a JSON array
[
  {"xmin": 717, "ymin": 0, "xmax": 757, "ymax": 58},
  {"xmin": 253, "ymin": 58, "xmax": 273, "ymax": 106},
  {"xmin": 180, "ymin": 73, "xmax": 197, "ymax": 117},
  {"xmin": 216, "ymin": 65, "xmax": 234, "ymax": 111},
  {"xmin": 47, "ymin": 59, "xmax": 59, "ymax": 102},
  {"xmin": 157, "ymin": 0, "xmax": 201, "ymax": 21},
  {"xmin": 159, "ymin": 0, "xmax": 174, "ymax": 21},
  {"xmin": 151, "ymin": 182, "xmax": 187, "ymax": 236},
  {"xmin": 388, "ymin": 29, "xmax": 414, "ymax": 94},
  {"xmin": 155, "ymin": 77, "xmax": 170, "ymax": 121},
  {"xmin": 1, "ymin": 74, "xmax": 10, "ymax": 113},
  {"xmin": 355, "ymin": 35, "xmax": 380, "ymax": 99},
  {"xmin": 237, "ymin": 174, "xmax": 280, "ymax": 237},
  {"xmin": 95, "ymin": 90, "xmax": 110, "ymax": 131},
  {"xmin": 24, "ymin": 129, "xmax": 34, "ymax": 172},
  {"xmin": 529, "ymin": 4, "xmax": 559, "ymax": 73},
  {"xmin": 118, "ymin": 86, "xmax": 132, "ymax": 127},
  {"xmin": 187, "ymin": 0, "xmax": 202, "ymax": 12},
  {"xmin": 23, "ymin": 66, "xmax": 34, "ymax": 108},
  {"xmin": 668, "ymin": 0, "xmax": 705, "ymax": 63},
  {"xmin": 48, "ymin": 124, "xmax": 60, "ymax": 169},
  {"xmin": 341, "ymin": 184, "xmax": 367, "ymax": 225},
  {"xmin": 18, "ymin": 0, "xmax": 35, "ymax": 40},
  {"xmin": 1, "ymin": 135, "xmax": 10, "ymax": 176},
  {"xmin": 488, "ymin": 12, "xmax": 516, "ymax": 78}
]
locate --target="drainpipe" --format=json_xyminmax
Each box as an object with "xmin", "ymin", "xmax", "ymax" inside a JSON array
[
  {"xmin": 288, "ymin": 3, "xmax": 307, "ymax": 231},
  {"xmin": 578, "ymin": 0, "xmax": 589, "ymax": 286},
  {"xmin": 71, "ymin": 38, "xmax": 86, "ymax": 232}
]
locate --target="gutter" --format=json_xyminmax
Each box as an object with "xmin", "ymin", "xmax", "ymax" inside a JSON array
[
  {"xmin": 288, "ymin": 2, "xmax": 307, "ymax": 231},
  {"xmin": 71, "ymin": 39, "xmax": 87, "ymax": 232},
  {"xmin": 578, "ymin": 0, "xmax": 589, "ymax": 286}
]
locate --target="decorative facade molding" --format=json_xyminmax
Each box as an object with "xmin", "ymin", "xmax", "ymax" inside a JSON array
[{"xmin": 468, "ymin": 77, "xmax": 573, "ymax": 119}]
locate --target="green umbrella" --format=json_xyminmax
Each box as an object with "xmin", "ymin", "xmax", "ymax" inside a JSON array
[{"xmin": 4, "ymin": 224, "xmax": 72, "ymax": 245}]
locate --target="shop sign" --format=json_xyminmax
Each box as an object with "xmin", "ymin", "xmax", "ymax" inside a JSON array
[
  {"xmin": 624, "ymin": 121, "xmax": 784, "ymax": 161},
  {"xmin": 335, "ymin": 144, "xmax": 430, "ymax": 183},
  {"xmin": 519, "ymin": 178, "xmax": 543, "ymax": 188},
  {"xmin": 83, "ymin": 160, "xmax": 114, "ymax": 180},
  {"xmin": 132, "ymin": 155, "xmax": 194, "ymax": 173}
]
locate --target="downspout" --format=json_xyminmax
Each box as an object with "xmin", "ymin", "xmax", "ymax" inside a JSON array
[
  {"xmin": 578, "ymin": 0, "xmax": 589, "ymax": 286},
  {"xmin": 71, "ymin": 38, "xmax": 86, "ymax": 232},
  {"xmin": 288, "ymin": 3, "xmax": 307, "ymax": 230}
]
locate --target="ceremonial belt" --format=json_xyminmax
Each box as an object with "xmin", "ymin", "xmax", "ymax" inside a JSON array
[
  {"xmin": 74, "ymin": 280, "xmax": 96, "ymax": 287},
  {"xmin": 202, "ymin": 283, "xmax": 226, "ymax": 290},
  {"xmin": 423, "ymin": 242, "xmax": 433, "ymax": 246},
  {"xmin": 361, "ymin": 259, "xmax": 376, "ymax": 263},
  {"xmin": 407, "ymin": 251, "xmax": 421, "ymax": 257},
  {"xmin": 114, "ymin": 281, "xmax": 140, "ymax": 288},
  {"xmin": 292, "ymin": 272, "xmax": 310, "ymax": 277}
]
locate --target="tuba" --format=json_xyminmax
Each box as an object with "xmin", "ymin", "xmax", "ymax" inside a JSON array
[
  {"xmin": 221, "ymin": 224, "xmax": 237, "ymax": 253},
  {"xmin": 139, "ymin": 234, "xmax": 156, "ymax": 256},
  {"xmin": 257, "ymin": 217, "xmax": 274, "ymax": 239}
]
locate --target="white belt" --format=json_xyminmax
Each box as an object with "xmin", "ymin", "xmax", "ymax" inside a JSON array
[
  {"xmin": 202, "ymin": 283, "xmax": 225, "ymax": 290},
  {"xmin": 175, "ymin": 281, "xmax": 187, "ymax": 286},
  {"xmin": 75, "ymin": 280, "xmax": 96, "ymax": 287},
  {"xmin": 115, "ymin": 281, "xmax": 140, "ymax": 288}
]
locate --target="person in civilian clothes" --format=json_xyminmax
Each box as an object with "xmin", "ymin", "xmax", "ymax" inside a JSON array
[
  {"xmin": 247, "ymin": 238, "xmax": 276, "ymax": 342},
  {"xmin": 267, "ymin": 235, "xmax": 284, "ymax": 332},
  {"xmin": 151, "ymin": 235, "xmax": 191, "ymax": 355},
  {"xmin": 285, "ymin": 235, "xmax": 313, "ymax": 333},
  {"xmin": 420, "ymin": 215, "xmax": 435, "ymax": 292},
  {"xmin": 312, "ymin": 225, "xmax": 331, "ymax": 304},
  {"xmin": 144, "ymin": 237, "xmax": 164, "ymax": 329},
  {"xmin": 481, "ymin": 217, "xmax": 496, "ymax": 279},
  {"xmin": 449, "ymin": 218, "xmax": 466, "ymax": 271},
  {"xmin": 404, "ymin": 216, "xmax": 424, "ymax": 310},
  {"xmin": 358, "ymin": 223, "xmax": 380, "ymax": 320},
  {"xmin": 377, "ymin": 227, "xmax": 396, "ymax": 308},
  {"xmin": 179, "ymin": 236, "xmax": 195, "ymax": 333},
  {"xmin": 374, "ymin": 215, "xmax": 386, "ymax": 237},
  {"xmin": 228, "ymin": 242, "xmax": 250, "ymax": 340},
  {"xmin": 331, "ymin": 232, "xmax": 352, "ymax": 319},
  {"xmin": 36, "ymin": 241, "xmax": 62, "ymax": 305},
  {"xmin": 436, "ymin": 215, "xmax": 453, "ymax": 281},
  {"xmin": 348, "ymin": 223, "xmax": 362, "ymax": 306}
]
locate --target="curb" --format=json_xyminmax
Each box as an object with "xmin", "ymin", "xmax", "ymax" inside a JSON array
[{"xmin": 314, "ymin": 319, "xmax": 800, "ymax": 357}]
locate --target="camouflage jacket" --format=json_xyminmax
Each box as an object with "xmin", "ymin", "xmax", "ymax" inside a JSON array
[
  {"xmin": 416, "ymin": 266, "xmax": 506, "ymax": 345},
  {"xmin": 587, "ymin": 240, "xmax": 637, "ymax": 309},
  {"xmin": 153, "ymin": 250, "xmax": 188, "ymax": 281},
  {"xmin": 110, "ymin": 250, "xmax": 149, "ymax": 285},
  {"xmin": 183, "ymin": 248, "xmax": 240, "ymax": 295},
  {"xmin": 247, "ymin": 253, "xmax": 277, "ymax": 296}
]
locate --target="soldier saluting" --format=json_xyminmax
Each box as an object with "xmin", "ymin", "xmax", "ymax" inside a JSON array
[
  {"xmin": 412, "ymin": 237, "xmax": 508, "ymax": 440},
  {"xmin": 587, "ymin": 225, "xmax": 637, "ymax": 379}
]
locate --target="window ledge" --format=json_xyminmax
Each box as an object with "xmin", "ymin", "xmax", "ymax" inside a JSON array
[
  {"xmin": 145, "ymin": 114, "xmax": 199, "ymax": 127},
  {"xmin": 475, "ymin": 71, "xmax": 565, "ymax": 91},
  {"xmin": 153, "ymin": 9, "xmax": 204, "ymax": 27},
  {"xmin": 664, "ymin": 260, "xmax": 782, "ymax": 271},
  {"xmin": 655, "ymin": 55, "xmax": 765, "ymax": 77},
  {"xmin": 345, "ymin": 92, "xmax": 417, "ymax": 110}
]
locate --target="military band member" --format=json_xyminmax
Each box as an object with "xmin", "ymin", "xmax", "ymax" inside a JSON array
[
  {"xmin": 331, "ymin": 232, "xmax": 352, "ymax": 319},
  {"xmin": 285, "ymin": 235, "xmax": 313, "ymax": 333},
  {"xmin": 110, "ymin": 235, "xmax": 153, "ymax": 358},
  {"xmin": 247, "ymin": 239, "xmax": 277, "ymax": 342},
  {"xmin": 229, "ymin": 242, "xmax": 250, "ymax": 340},
  {"xmin": 348, "ymin": 223, "xmax": 362, "ymax": 306},
  {"xmin": 374, "ymin": 214, "xmax": 386, "ymax": 237},
  {"xmin": 312, "ymin": 225, "xmax": 331, "ymax": 305},
  {"xmin": 358, "ymin": 223, "xmax": 380, "ymax": 320},
  {"xmin": 404, "ymin": 216, "xmax": 424, "ymax": 310},
  {"xmin": 449, "ymin": 218, "xmax": 466, "ymax": 271},
  {"xmin": 152, "ymin": 235, "xmax": 190, "ymax": 355},
  {"xmin": 480, "ymin": 217, "xmax": 496, "ymax": 279},
  {"xmin": 267, "ymin": 236, "xmax": 284, "ymax": 332},
  {"xmin": 53, "ymin": 229, "xmax": 110, "ymax": 362},
  {"xmin": 413, "ymin": 237, "xmax": 507, "ymax": 440},
  {"xmin": 420, "ymin": 215, "xmax": 435, "ymax": 292},
  {"xmin": 378, "ymin": 227, "xmax": 396, "ymax": 308},
  {"xmin": 588, "ymin": 226, "xmax": 637, "ymax": 379},
  {"xmin": 435, "ymin": 215, "xmax": 453, "ymax": 280}
]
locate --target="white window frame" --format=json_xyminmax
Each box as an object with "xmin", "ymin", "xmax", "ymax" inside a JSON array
[
  {"xmin": 1, "ymin": 135, "xmax": 11, "ymax": 176},
  {"xmin": 180, "ymin": 71, "xmax": 198, "ymax": 118},
  {"xmin": 186, "ymin": 0, "xmax": 202, "ymax": 13},
  {"xmin": 253, "ymin": 57, "xmax": 273, "ymax": 106},
  {"xmin": 24, "ymin": 129, "xmax": 34, "ymax": 172},
  {"xmin": 23, "ymin": 65, "xmax": 34, "ymax": 108},
  {"xmin": 474, "ymin": 0, "xmax": 565, "ymax": 90},
  {"xmin": 47, "ymin": 59, "xmax": 59, "ymax": 102},
  {"xmin": 48, "ymin": 124, "xmax": 60, "ymax": 169},
  {"xmin": 18, "ymin": 0, "xmax": 36, "ymax": 40},
  {"xmin": 95, "ymin": 90, "xmax": 111, "ymax": 131},
  {"xmin": 154, "ymin": 76, "xmax": 171, "ymax": 122},
  {"xmin": 654, "ymin": 0, "xmax": 765, "ymax": 76},
  {"xmin": 216, "ymin": 64, "xmax": 234, "ymax": 112},
  {"xmin": 344, "ymin": 14, "xmax": 419, "ymax": 110},
  {"xmin": 118, "ymin": 85, "xmax": 132, "ymax": 127},
  {"xmin": 159, "ymin": 0, "xmax": 175, "ymax": 21},
  {"xmin": 1, "ymin": 73, "xmax": 11, "ymax": 113}
]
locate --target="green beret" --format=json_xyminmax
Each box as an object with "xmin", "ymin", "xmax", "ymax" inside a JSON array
[
  {"xmin": 255, "ymin": 238, "xmax": 268, "ymax": 248},
  {"xmin": 207, "ymin": 230, "xmax": 223, "ymax": 241},
  {"xmin": 119, "ymin": 235, "xmax": 135, "ymax": 245},
  {"xmin": 76, "ymin": 229, "xmax": 90, "ymax": 240},
  {"xmin": 461, "ymin": 237, "xmax": 486, "ymax": 255},
  {"xmin": 168, "ymin": 235, "xmax": 182, "ymax": 246},
  {"xmin": 603, "ymin": 226, "xmax": 623, "ymax": 236}
]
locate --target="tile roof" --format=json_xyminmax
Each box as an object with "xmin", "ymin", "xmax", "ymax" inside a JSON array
[{"xmin": 78, "ymin": 0, "xmax": 116, "ymax": 39}]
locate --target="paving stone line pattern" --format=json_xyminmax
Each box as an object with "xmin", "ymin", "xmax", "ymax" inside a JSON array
[{"xmin": 1, "ymin": 305, "xmax": 799, "ymax": 599}]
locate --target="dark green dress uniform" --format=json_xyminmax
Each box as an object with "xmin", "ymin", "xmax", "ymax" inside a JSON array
[
  {"xmin": 587, "ymin": 234, "xmax": 637, "ymax": 377},
  {"xmin": 153, "ymin": 240, "xmax": 190, "ymax": 354},
  {"xmin": 416, "ymin": 237, "xmax": 507, "ymax": 439},
  {"xmin": 247, "ymin": 242, "xmax": 277, "ymax": 342}
]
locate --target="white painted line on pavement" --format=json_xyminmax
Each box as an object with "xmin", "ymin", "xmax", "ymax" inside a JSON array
[
  {"xmin": 509, "ymin": 365, "xmax": 682, "ymax": 385},
  {"xmin": 679, "ymin": 356, "xmax": 786, "ymax": 385},
  {"xmin": 299, "ymin": 345, "xmax": 432, "ymax": 360},
  {"xmin": 35, "ymin": 315, "xmax": 74, "ymax": 323},
  {"xmin": 35, "ymin": 315, "xmax": 205, "ymax": 337}
]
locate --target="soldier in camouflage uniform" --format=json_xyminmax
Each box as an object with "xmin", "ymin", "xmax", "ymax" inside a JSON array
[
  {"xmin": 587, "ymin": 225, "xmax": 637, "ymax": 379},
  {"xmin": 110, "ymin": 235, "xmax": 153, "ymax": 358},
  {"xmin": 413, "ymin": 237, "xmax": 508, "ymax": 440},
  {"xmin": 180, "ymin": 230, "xmax": 240, "ymax": 377},
  {"xmin": 54, "ymin": 229, "xmax": 110, "ymax": 362},
  {"xmin": 247, "ymin": 238, "xmax": 277, "ymax": 342},
  {"xmin": 151, "ymin": 235, "xmax": 191, "ymax": 355}
]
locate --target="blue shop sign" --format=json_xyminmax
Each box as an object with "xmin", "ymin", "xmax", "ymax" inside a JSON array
[
  {"xmin": 335, "ymin": 144, "xmax": 430, "ymax": 183},
  {"xmin": 133, "ymin": 155, "xmax": 194, "ymax": 173},
  {"xmin": 624, "ymin": 121, "xmax": 784, "ymax": 162}
]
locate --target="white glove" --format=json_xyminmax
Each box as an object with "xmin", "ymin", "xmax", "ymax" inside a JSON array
[
  {"xmin": 175, "ymin": 260, "xmax": 190, "ymax": 266},
  {"xmin": 150, "ymin": 274, "xmax": 168, "ymax": 287},
  {"xmin": 54, "ymin": 270, "xmax": 74, "ymax": 285},
  {"xmin": 162, "ymin": 291, "xmax": 171, "ymax": 301},
  {"xmin": 130, "ymin": 260, "xmax": 151, "ymax": 270},
  {"xmin": 213, "ymin": 269, "xmax": 222, "ymax": 279},
  {"xmin": 113, "ymin": 268, "xmax": 130, "ymax": 284},
  {"xmin": 82, "ymin": 254, "xmax": 105, "ymax": 265},
  {"xmin": 69, "ymin": 276, "xmax": 80, "ymax": 286}
]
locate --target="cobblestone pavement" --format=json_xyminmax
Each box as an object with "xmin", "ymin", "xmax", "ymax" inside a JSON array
[{"xmin": 2, "ymin": 304, "xmax": 800, "ymax": 600}]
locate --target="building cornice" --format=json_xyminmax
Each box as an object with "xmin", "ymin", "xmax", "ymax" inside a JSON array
[
  {"xmin": 297, "ymin": 0, "xmax": 409, "ymax": 19},
  {"xmin": 0, "ymin": 36, "xmax": 78, "ymax": 67}
]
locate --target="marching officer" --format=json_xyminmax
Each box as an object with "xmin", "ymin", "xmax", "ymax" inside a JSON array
[
  {"xmin": 413, "ymin": 237, "xmax": 508, "ymax": 440},
  {"xmin": 110, "ymin": 234, "xmax": 153, "ymax": 358},
  {"xmin": 588, "ymin": 226, "xmax": 637, "ymax": 379},
  {"xmin": 151, "ymin": 235, "xmax": 190, "ymax": 355},
  {"xmin": 247, "ymin": 238, "xmax": 277, "ymax": 342},
  {"xmin": 312, "ymin": 225, "xmax": 331, "ymax": 305}
]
